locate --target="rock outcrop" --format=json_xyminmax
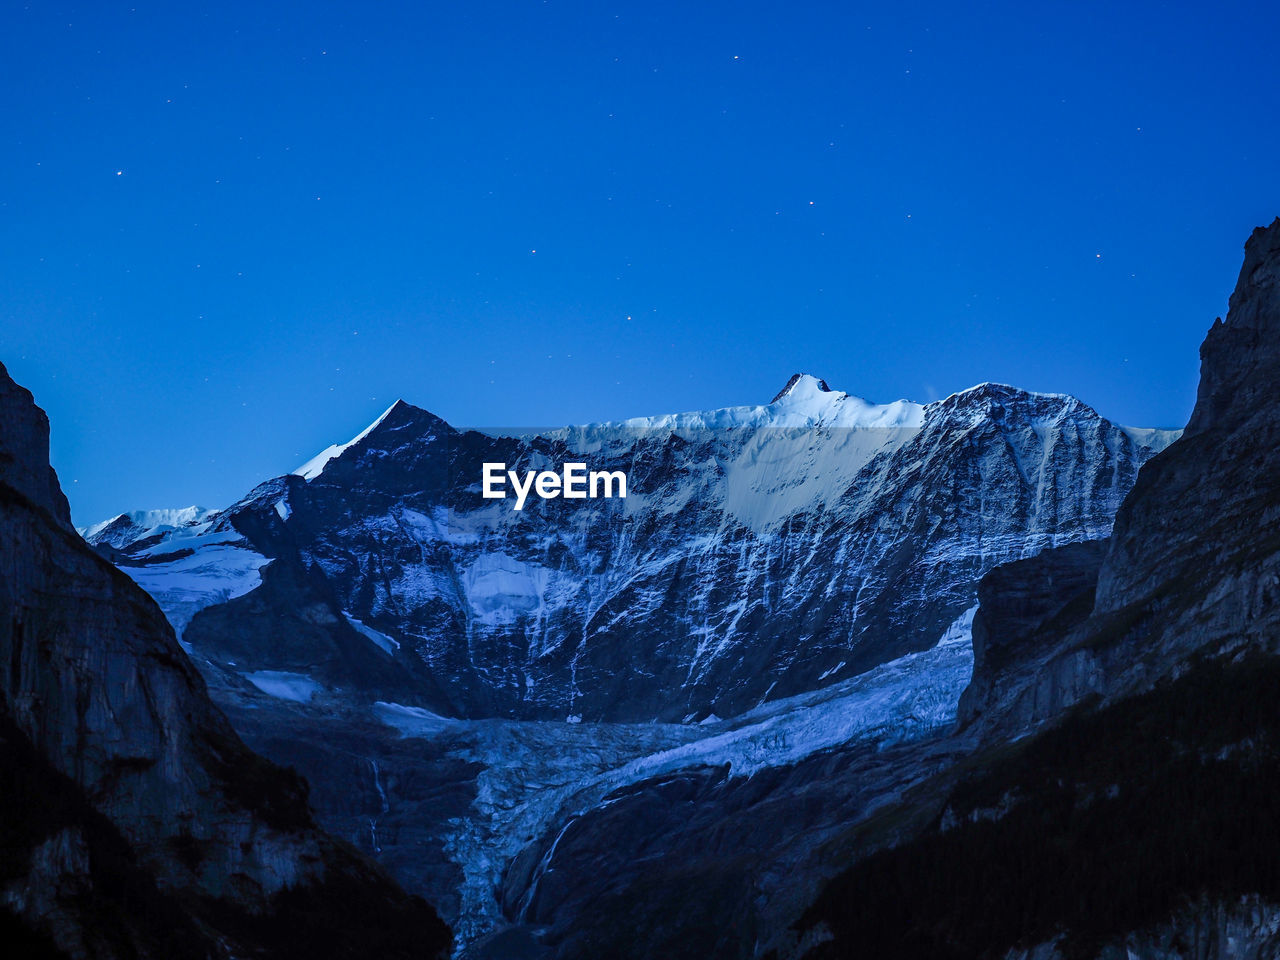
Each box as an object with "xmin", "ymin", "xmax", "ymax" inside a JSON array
[
  {"xmin": 956, "ymin": 538, "xmax": 1106, "ymax": 728},
  {"xmin": 0, "ymin": 370, "xmax": 71, "ymax": 523}
]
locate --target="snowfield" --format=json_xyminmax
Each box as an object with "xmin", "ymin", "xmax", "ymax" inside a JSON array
[{"xmin": 112, "ymin": 528, "xmax": 271, "ymax": 639}]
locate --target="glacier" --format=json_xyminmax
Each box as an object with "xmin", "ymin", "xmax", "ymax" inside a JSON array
[{"xmin": 372, "ymin": 605, "xmax": 976, "ymax": 944}]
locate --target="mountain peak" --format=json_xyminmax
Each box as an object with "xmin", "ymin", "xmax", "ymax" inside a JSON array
[
  {"xmin": 930, "ymin": 381, "xmax": 1079, "ymax": 413},
  {"xmin": 942, "ymin": 381, "xmax": 1058, "ymax": 403},
  {"xmin": 0, "ymin": 360, "xmax": 72, "ymax": 527},
  {"xmin": 80, "ymin": 506, "xmax": 211, "ymax": 547},
  {"xmin": 293, "ymin": 399, "xmax": 406, "ymax": 480},
  {"xmin": 1186, "ymin": 216, "xmax": 1280, "ymax": 436},
  {"xmin": 1229, "ymin": 216, "xmax": 1280, "ymax": 326},
  {"xmin": 770, "ymin": 373, "xmax": 833, "ymax": 404},
  {"xmin": 292, "ymin": 398, "xmax": 443, "ymax": 481}
]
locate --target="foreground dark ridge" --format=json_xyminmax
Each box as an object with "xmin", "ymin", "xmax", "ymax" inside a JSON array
[
  {"xmin": 795, "ymin": 220, "xmax": 1280, "ymax": 959},
  {"xmin": 0, "ymin": 362, "xmax": 451, "ymax": 958}
]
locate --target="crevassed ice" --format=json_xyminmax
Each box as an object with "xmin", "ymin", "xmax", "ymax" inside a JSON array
[{"xmin": 375, "ymin": 604, "xmax": 977, "ymax": 946}]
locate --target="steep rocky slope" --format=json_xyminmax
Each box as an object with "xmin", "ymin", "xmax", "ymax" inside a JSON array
[
  {"xmin": 796, "ymin": 220, "xmax": 1280, "ymax": 960},
  {"xmin": 0, "ymin": 362, "xmax": 451, "ymax": 958}
]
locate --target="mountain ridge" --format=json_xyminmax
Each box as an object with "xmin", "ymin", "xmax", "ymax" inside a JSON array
[{"xmin": 86, "ymin": 375, "xmax": 1174, "ymax": 723}]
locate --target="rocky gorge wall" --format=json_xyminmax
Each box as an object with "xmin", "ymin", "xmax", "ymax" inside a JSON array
[{"xmin": 0, "ymin": 361, "xmax": 451, "ymax": 958}]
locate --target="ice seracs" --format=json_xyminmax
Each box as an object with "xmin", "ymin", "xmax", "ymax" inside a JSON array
[{"xmin": 80, "ymin": 504, "xmax": 270, "ymax": 639}]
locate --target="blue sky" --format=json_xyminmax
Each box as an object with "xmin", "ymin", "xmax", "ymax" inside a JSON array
[{"xmin": 2, "ymin": 0, "xmax": 1278, "ymax": 522}]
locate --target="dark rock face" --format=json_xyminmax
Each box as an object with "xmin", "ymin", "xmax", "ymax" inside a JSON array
[
  {"xmin": 189, "ymin": 550, "xmax": 427, "ymax": 700},
  {"xmin": 213, "ymin": 698, "xmax": 481, "ymax": 928},
  {"xmin": 0, "ymin": 361, "xmax": 450, "ymax": 958},
  {"xmin": 492, "ymin": 737, "xmax": 966, "ymax": 960},
  {"xmin": 956, "ymin": 538, "xmax": 1107, "ymax": 728},
  {"xmin": 798, "ymin": 653, "xmax": 1280, "ymax": 960},
  {"xmin": 1184, "ymin": 220, "xmax": 1280, "ymax": 439},
  {"xmin": 0, "ymin": 369, "xmax": 71, "ymax": 525}
]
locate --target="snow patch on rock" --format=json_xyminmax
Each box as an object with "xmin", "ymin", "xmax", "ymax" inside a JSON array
[
  {"xmin": 245, "ymin": 671, "xmax": 322, "ymax": 702},
  {"xmin": 345, "ymin": 612, "xmax": 400, "ymax": 653}
]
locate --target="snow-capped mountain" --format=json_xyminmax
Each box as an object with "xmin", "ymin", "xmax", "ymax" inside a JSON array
[
  {"xmin": 83, "ymin": 374, "xmax": 1175, "ymax": 948},
  {"xmin": 87, "ymin": 374, "xmax": 1176, "ymax": 724},
  {"xmin": 77, "ymin": 504, "xmax": 211, "ymax": 549},
  {"xmin": 63, "ymin": 225, "xmax": 1280, "ymax": 960}
]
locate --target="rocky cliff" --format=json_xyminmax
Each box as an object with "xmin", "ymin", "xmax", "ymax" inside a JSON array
[
  {"xmin": 796, "ymin": 220, "xmax": 1280, "ymax": 960},
  {"xmin": 961, "ymin": 217, "xmax": 1280, "ymax": 739},
  {"xmin": 0, "ymin": 362, "xmax": 451, "ymax": 958}
]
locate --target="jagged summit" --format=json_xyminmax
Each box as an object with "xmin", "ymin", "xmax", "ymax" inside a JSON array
[
  {"xmin": 770, "ymin": 373, "xmax": 833, "ymax": 403},
  {"xmin": 1186, "ymin": 215, "xmax": 1280, "ymax": 437},
  {"xmin": 0, "ymin": 360, "xmax": 72, "ymax": 526},
  {"xmin": 382, "ymin": 396, "xmax": 422, "ymax": 417},
  {"xmin": 1226, "ymin": 216, "xmax": 1280, "ymax": 326},
  {"xmin": 926, "ymin": 381, "xmax": 1087, "ymax": 421},
  {"xmin": 941, "ymin": 381, "xmax": 1072, "ymax": 403},
  {"xmin": 293, "ymin": 397, "xmax": 436, "ymax": 480}
]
